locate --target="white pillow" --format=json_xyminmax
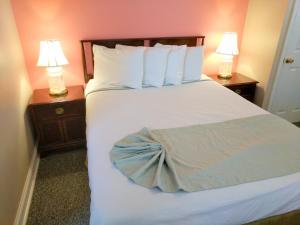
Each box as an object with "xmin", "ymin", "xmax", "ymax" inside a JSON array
[
  {"xmin": 116, "ymin": 44, "xmax": 170, "ymax": 87},
  {"xmin": 155, "ymin": 43, "xmax": 187, "ymax": 85},
  {"xmin": 93, "ymin": 45, "xmax": 144, "ymax": 89},
  {"xmin": 183, "ymin": 46, "xmax": 204, "ymax": 82}
]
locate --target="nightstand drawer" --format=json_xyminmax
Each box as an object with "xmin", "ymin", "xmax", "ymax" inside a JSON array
[
  {"xmin": 208, "ymin": 73, "xmax": 258, "ymax": 103},
  {"xmin": 227, "ymin": 84, "xmax": 256, "ymax": 100},
  {"xmin": 32, "ymin": 100, "xmax": 85, "ymax": 121}
]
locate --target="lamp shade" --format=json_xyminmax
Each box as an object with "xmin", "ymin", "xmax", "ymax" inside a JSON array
[
  {"xmin": 216, "ymin": 32, "xmax": 239, "ymax": 56},
  {"xmin": 37, "ymin": 40, "xmax": 68, "ymax": 67}
]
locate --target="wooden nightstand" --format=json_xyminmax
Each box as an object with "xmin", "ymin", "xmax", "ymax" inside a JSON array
[
  {"xmin": 208, "ymin": 73, "xmax": 258, "ymax": 102},
  {"xmin": 28, "ymin": 85, "xmax": 86, "ymax": 155}
]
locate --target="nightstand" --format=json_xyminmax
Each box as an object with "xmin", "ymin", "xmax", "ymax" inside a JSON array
[
  {"xmin": 208, "ymin": 73, "xmax": 258, "ymax": 102},
  {"xmin": 28, "ymin": 85, "xmax": 86, "ymax": 155}
]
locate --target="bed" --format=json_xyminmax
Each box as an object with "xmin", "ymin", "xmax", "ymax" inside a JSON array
[{"xmin": 81, "ymin": 37, "xmax": 300, "ymax": 225}]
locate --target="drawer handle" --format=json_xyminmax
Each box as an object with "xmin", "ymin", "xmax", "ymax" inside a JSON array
[
  {"xmin": 55, "ymin": 107, "xmax": 65, "ymax": 115},
  {"xmin": 235, "ymin": 89, "xmax": 242, "ymax": 95}
]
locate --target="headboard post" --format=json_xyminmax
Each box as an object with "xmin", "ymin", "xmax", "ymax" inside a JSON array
[
  {"xmin": 81, "ymin": 41, "xmax": 89, "ymax": 83},
  {"xmin": 81, "ymin": 36, "xmax": 205, "ymax": 83}
]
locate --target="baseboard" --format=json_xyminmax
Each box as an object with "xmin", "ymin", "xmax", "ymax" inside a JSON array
[{"xmin": 13, "ymin": 145, "xmax": 40, "ymax": 225}]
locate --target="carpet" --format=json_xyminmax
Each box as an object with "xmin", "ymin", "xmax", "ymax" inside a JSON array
[{"xmin": 26, "ymin": 149, "xmax": 90, "ymax": 225}]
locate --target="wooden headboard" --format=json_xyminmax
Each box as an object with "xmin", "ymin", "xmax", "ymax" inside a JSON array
[{"xmin": 80, "ymin": 36, "xmax": 205, "ymax": 83}]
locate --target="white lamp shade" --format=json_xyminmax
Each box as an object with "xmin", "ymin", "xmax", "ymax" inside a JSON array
[
  {"xmin": 37, "ymin": 40, "xmax": 68, "ymax": 67},
  {"xmin": 216, "ymin": 32, "xmax": 239, "ymax": 56}
]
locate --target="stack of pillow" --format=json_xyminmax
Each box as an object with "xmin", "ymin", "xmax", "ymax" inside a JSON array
[{"xmin": 93, "ymin": 43, "xmax": 204, "ymax": 89}]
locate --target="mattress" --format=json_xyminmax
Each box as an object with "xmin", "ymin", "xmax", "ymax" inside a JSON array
[{"xmin": 85, "ymin": 78, "xmax": 300, "ymax": 225}]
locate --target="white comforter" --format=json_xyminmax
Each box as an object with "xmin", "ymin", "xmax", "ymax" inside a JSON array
[{"xmin": 85, "ymin": 78, "xmax": 300, "ymax": 225}]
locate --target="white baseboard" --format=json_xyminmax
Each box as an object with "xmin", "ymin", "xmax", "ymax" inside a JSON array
[{"xmin": 13, "ymin": 145, "xmax": 40, "ymax": 225}]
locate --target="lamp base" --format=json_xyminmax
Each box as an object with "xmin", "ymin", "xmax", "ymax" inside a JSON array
[
  {"xmin": 47, "ymin": 66, "xmax": 68, "ymax": 97},
  {"xmin": 49, "ymin": 88, "xmax": 68, "ymax": 97},
  {"xmin": 218, "ymin": 74, "xmax": 232, "ymax": 80},
  {"xmin": 218, "ymin": 55, "xmax": 233, "ymax": 79}
]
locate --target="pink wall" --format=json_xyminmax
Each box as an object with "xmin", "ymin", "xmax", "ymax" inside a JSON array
[{"xmin": 12, "ymin": 0, "xmax": 249, "ymax": 89}]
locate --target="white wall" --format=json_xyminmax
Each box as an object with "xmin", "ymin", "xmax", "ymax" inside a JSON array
[
  {"xmin": 0, "ymin": 0, "xmax": 35, "ymax": 224},
  {"xmin": 237, "ymin": 0, "xmax": 289, "ymax": 106}
]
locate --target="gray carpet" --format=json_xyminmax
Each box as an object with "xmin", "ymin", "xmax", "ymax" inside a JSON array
[{"xmin": 26, "ymin": 149, "xmax": 90, "ymax": 225}]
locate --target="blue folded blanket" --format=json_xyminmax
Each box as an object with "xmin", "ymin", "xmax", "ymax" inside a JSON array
[{"xmin": 111, "ymin": 114, "xmax": 300, "ymax": 193}]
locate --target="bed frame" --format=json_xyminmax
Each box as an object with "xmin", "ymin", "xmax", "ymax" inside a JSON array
[
  {"xmin": 80, "ymin": 36, "xmax": 205, "ymax": 83},
  {"xmin": 80, "ymin": 36, "xmax": 300, "ymax": 224}
]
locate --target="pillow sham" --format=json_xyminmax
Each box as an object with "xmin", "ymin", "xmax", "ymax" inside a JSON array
[
  {"xmin": 155, "ymin": 43, "xmax": 204, "ymax": 82},
  {"xmin": 116, "ymin": 44, "xmax": 170, "ymax": 87},
  {"xmin": 93, "ymin": 45, "xmax": 144, "ymax": 89},
  {"xmin": 154, "ymin": 43, "xmax": 187, "ymax": 85},
  {"xmin": 183, "ymin": 46, "xmax": 204, "ymax": 82}
]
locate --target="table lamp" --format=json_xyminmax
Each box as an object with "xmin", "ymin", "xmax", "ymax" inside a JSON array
[
  {"xmin": 216, "ymin": 32, "xmax": 239, "ymax": 79},
  {"xmin": 37, "ymin": 40, "xmax": 69, "ymax": 96}
]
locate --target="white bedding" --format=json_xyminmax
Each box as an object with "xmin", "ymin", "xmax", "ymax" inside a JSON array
[{"xmin": 85, "ymin": 78, "xmax": 300, "ymax": 225}]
